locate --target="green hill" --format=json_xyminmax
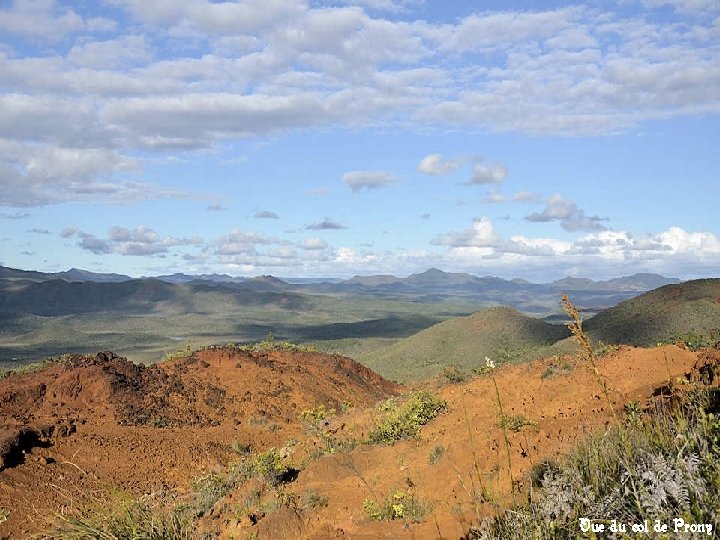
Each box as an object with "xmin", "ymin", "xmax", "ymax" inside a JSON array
[
  {"xmin": 358, "ymin": 306, "xmax": 570, "ymax": 382},
  {"xmin": 357, "ymin": 278, "xmax": 720, "ymax": 382},
  {"xmin": 584, "ymin": 278, "xmax": 720, "ymax": 347}
]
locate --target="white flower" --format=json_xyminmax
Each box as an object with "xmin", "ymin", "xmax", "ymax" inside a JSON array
[{"xmin": 485, "ymin": 356, "xmax": 495, "ymax": 369}]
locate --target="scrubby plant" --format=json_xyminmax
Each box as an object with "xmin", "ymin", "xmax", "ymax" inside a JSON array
[
  {"xmin": 473, "ymin": 356, "xmax": 496, "ymax": 377},
  {"xmin": 666, "ymin": 330, "xmax": 720, "ymax": 352},
  {"xmin": 540, "ymin": 356, "xmax": 574, "ymax": 379},
  {"xmin": 300, "ymin": 404, "xmax": 357, "ymax": 458},
  {"xmin": 498, "ymin": 414, "xmax": 537, "ymax": 433},
  {"xmin": 299, "ymin": 404, "xmax": 335, "ymax": 424},
  {"xmin": 367, "ymin": 391, "xmax": 446, "ymax": 444},
  {"xmin": 232, "ymin": 338, "xmax": 320, "ymax": 354},
  {"xmin": 470, "ymin": 388, "xmax": 720, "ymax": 539},
  {"xmin": 301, "ymin": 489, "xmax": 329, "ymax": 510},
  {"xmin": 250, "ymin": 448, "xmax": 291, "ymax": 486},
  {"xmin": 192, "ymin": 472, "xmax": 233, "ymax": 516},
  {"xmin": 429, "ymin": 444, "xmax": 446, "ymax": 464},
  {"xmin": 362, "ymin": 489, "xmax": 431, "ymax": 522},
  {"xmin": 441, "ymin": 365, "xmax": 467, "ymax": 384},
  {"xmin": 39, "ymin": 494, "xmax": 202, "ymax": 539}
]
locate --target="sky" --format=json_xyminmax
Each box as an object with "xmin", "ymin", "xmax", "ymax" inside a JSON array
[{"xmin": 0, "ymin": 0, "xmax": 718, "ymax": 281}]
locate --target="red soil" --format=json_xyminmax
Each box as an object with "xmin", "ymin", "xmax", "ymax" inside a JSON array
[
  {"xmin": 0, "ymin": 345, "xmax": 718, "ymax": 539},
  {"xmin": 0, "ymin": 348, "xmax": 399, "ymax": 537}
]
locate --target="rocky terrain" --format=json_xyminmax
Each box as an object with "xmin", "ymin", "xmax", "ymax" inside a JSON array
[{"xmin": 1, "ymin": 342, "xmax": 718, "ymax": 538}]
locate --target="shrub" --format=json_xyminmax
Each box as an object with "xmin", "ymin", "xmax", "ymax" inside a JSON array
[
  {"xmin": 441, "ymin": 366, "xmax": 467, "ymax": 384},
  {"xmin": 497, "ymin": 414, "xmax": 537, "ymax": 433},
  {"xmin": 368, "ymin": 391, "xmax": 446, "ymax": 444},
  {"xmin": 250, "ymin": 448, "xmax": 290, "ymax": 486},
  {"xmin": 363, "ymin": 489, "xmax": 431, "ymax": 522},
  {"xmin": 299, "ymin": 404, "xmax": 335, "ymax": 424},
  {"xmin": 301, "ymin": 489, "xmax": 329, "ymax": 510},
  {"xmin": 192, "ymin": 472, "xmax": 232, "ymax": 515},
  {"xmin": 231, "ymin": 339, "xmax": 320, "ymax": 354}
]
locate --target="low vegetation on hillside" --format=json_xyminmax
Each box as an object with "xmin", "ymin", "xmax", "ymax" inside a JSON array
[
  {"xmin": 472, "ymin": 386, "xmax": 720, "ymax": 539},
  {"xmin": 585, "ymin": 278, "xmax": 720, "ymax": 347},
  {"xmin": 359, "ymin": 306, "xmax": 571, "ymax": 382}
]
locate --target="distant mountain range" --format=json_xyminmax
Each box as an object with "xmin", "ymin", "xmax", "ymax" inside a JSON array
[
  {"xmin": 0, "ymin": 264, "xmax": 680, "ymax": 292},
  {"xmin": 0, "ymin": 263, "xmax": 716, "ymax": 376}
]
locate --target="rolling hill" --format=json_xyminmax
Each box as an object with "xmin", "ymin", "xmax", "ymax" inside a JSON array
[
  {"xmin": 359, "ymin": 278, "xmax": 720, "ymax": 382},
  {"xmin": 584, "ymin": 278, "xmax": 720, "ymax": 346},
  {"xmin": 358, "ymin": 306, "xmax": 571, "ymax": 382}
]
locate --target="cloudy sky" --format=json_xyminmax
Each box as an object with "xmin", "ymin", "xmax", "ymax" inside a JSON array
[{"xmin": 0, "ymin": 0, "xmax": 718, "ymax": 280}]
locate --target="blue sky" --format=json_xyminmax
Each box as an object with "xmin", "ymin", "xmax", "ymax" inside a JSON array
[{"xmin": 0, "ymin": 0, "xmax": 718, "ymax": 280}]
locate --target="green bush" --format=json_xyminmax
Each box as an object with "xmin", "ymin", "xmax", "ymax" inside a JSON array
[{"xmin": 368, "ymin": 391, "xmax": 446, "ymax": 444}]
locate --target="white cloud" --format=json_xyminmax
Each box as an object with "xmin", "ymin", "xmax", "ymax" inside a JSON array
[
  {"xmin": 330, "ymin": 0, "xmax": 423, "ymax": 13},
  {"xmin": 432, "ymin": 217, "xmax": 500, "ymax": 248},
  {"xmin": 0, "ymin": 2, "xmax": 718, "ymax": 211},
  {"xmin": 417, "ymin": 153, "xmax": 463, "ymax": 175},
  {"xmin": 0, "ymin": 139, "xmax": 188, "ymax": 207},
  {"xmin": 67, "ymin": 36, "xmax": 152, "ymax": 69},
  {"xmin": 428, "ymin": 217, "xmax": 720, "ymax": 279},
  {"xmin": 467, "ymin": 163, "xmax": 508, "ymax": 185},
  {"xmin": 0, "ymin": 0, "xmax": 84, "ymax": 40},
  {"xmin": 110, "ymin": 0, "xmax": 306, "ymax": 36},
  {"xmin": 342, "ymin": 170, "xmax": 395, "ymax": 192},
  {"xmin": 526, "ymin": 194, "xmax": 608, "ymax": 232},
  {"xmin": 301, "ymin": 237, "xmax": 328, "ymax": 250},
  {"xmin": 63, "ymin": 225, "xmax": 202, "ymax": 256}
]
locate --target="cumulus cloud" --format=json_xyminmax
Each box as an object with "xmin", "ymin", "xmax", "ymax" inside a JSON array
[
  {"xmin": 526, "ymin": 195, "xmax": 608, "ymax": 232},
  {"xmin": 301, "ymin": 237, "xmax": 328, "ymax": 250},
  {"xmin": 467, "ymin": 162, "xmax": 508, "ymax": 185},
  {"xmin": 109, "ymin": 0, "xmax": 305, "ymax": 36},
  {"xmin": 306, "ymin": 218, "xmax": 347, "ymax": 230},
  {"xmin": 0, "ymin": 139, "xmax": 189, "ymax": 207},
  {"xmin": 427, "ymin": 216, "xmax": 720, "ymax": 279},
  {"xmin": 417, "ymin": 154, "xmax": 464, "ymax": 176},
  {"xmin": 342, "ymin": 170, "xmax": 396, "ymax": 192},
  {"xmin": 432, "ymin": 217, "xmax": 500, "ymax": 248},
  {"xmin": 214, "ymin": 228, "xmax": 278, "ymax": 256},
  {"xmin": 0, "ymin": 2, "xmax": 718, "ymax": 211},
  {"xmin": 0, "ymin": 0, "xmax": 84, "ymax": 40},
  {"xmin": 63, "ymin": 225, "xmax": 202, "ymax": 256},
  {"xmin": 332, "ymin": 0, "xmax": 422, "ymax": 13}
]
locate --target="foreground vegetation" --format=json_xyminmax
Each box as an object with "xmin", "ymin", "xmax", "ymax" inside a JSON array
[{"xmin": 472, "ymin": 386, "xmax": 720, "ymax": 539}]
